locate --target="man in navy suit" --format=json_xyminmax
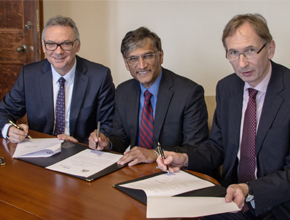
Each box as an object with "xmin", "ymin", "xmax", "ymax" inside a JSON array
[
  {"xmin": 157, "ymin": 14, "xmax": 290, "ymax": 219},
  {"xmin": 89, "ymin": 27, "xmax": 209, "ymax": 167},
  {"xmin": 0, "ymin": 15, "xmax": 114, "ymax": 144}
]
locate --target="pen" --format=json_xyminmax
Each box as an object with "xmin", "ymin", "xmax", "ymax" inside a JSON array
[
  {"xmin": 157, "ymin": 143, "xmax": 169, "ymax": 173},
  {"xmin": 8, "ymin": 119, "xmax": 32, "ymax": 139},
  {"xmin": 96, "ymin": 121, "xmax": 100, "ymax": 148}
]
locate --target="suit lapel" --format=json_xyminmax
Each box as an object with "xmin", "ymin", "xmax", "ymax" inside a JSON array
[
  {"xmin": 69, "ymin": 57, "xmax": 89, "ymax": 136},
  {"xmin": 256, "ymin": 62, "xmax": 284, "ymax": 154},
  {"xmin": 127, "ymin": 81, "xmax": 140, "ymax": 147},
  {"xmin": 39, "ymin": 60, "xmax": 54, "ymax": 133},
  {"xmin": 154, "ymin": 69, "xmax": 173, "ymax": 147}
]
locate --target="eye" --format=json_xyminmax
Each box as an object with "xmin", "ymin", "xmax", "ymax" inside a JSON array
[
  {"xmin": 143, "ymin": 54, "xmax": 154, "ymax": 59},
  {"xmin": 129, "ymin": 56, "xmax": 139, "ymax": 62},
  {"xmin": 246, "ymin": 48, "xmax": 255, "ymax": 54},
  {"xmin": 46, "ymin": 43, "xmax": 56, "ymax": 46},
  {"xmin": 228, "ymin": 50, "xmax": 238, "ymax": 56},
  {"xmin": 62, "ymin": 42, "xmax": 72, "ymax": 46}
]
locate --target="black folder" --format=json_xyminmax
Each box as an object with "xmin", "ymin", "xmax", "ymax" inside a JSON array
[
  {"xmin": 19, "ymin": 141, "xmax": 126, "ymax": 182},
  {"xmin": 114, "ymin": 170, "xmax": 226, "ymax": 205}
]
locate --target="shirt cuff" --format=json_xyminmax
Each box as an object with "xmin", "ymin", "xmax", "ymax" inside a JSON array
[{"xmin": 2, "ymin": 123, "xmax": 12, "ymax": 139}]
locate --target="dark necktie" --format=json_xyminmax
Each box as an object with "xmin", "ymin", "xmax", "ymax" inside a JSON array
[
  {"xmin": 139, "ymin": 90, "xmax": 154, "ymax": 149},
  {"xmin": 54, "ymin": 77, "xmax": 66, "ymax": 136},
  {"xmin": 239, "ymin": 88, "xmax": 258, "ymax": 212}
]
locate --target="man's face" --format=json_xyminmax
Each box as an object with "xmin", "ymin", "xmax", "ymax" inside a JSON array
[
  {"xmin": 225, "ymin": 22, "xmax": 275, "ymax": 87},
  {"xmin": 124, "ymin": 38, "xmax": 163, "ymax": 89},
  {"xmin": 42, "ymin": 25, "xmax": 80, "ymax": 76}
]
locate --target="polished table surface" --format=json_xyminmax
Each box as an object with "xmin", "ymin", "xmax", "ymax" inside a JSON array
[{"xmin": 0, "ymin": 130, "xmax": 219, "ymax": 220}]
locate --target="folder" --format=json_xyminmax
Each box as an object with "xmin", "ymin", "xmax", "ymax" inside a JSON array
[
  {"xmin": 19, "ymin": 141, "xmax": 126, "ymax": 181},
  {"xmin": 114, "ymin": 170, "xmax": 226, "ymax": 205}
]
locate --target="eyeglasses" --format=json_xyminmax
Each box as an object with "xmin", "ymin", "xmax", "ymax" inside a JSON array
[
  {"xmin": 126, "ymin": 51, "xmax": 159, "ymax": 66},
  {"xmin": 44, "ymin": 39, "xmax": 78, "ymax": 51},
  {"xmin": 226, "ymin": 42, "xmax": 268, "ymax": 62}
]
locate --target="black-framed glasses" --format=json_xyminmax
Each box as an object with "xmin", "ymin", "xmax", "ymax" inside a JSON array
[
  {"xmin": 226, "ymin": 42, "xmax": 268, "ymax": 61},
  {"xmin": 44, "ymin": 39, "xmax": 78, "ymax": 51},
  {"xmin": 126, "ymin": 51, "xmax": 159, "ymax": 66}
]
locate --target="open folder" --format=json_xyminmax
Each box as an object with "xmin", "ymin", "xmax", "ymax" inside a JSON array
[{"xmin": 18, "ymin": 141, "xmax": 126, "ymax": 181}]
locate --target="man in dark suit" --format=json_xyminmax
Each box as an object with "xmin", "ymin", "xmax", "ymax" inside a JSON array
[
  {"xmin": 89, "ymin": 27, "xmax": 208, "ymax": 166},
  {"xmin": 0, "ymin": 15, "xmax": 114, "ymax": 144},
  {"xmin": 157, "ymin": 14, "xmax": 290, "ymax": 219}
]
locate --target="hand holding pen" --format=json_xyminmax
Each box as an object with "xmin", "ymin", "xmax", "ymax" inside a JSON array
[
  {"xmin": 95, "ymin": 121, "xmax": 100, "ymax": 148},
  {"xmin": 8, "ymin": 119, "xmax": 32, "ymax": 140},
  {"xmin": 157, "ymin": 143, "xmax": 169, "ymax": 173}
]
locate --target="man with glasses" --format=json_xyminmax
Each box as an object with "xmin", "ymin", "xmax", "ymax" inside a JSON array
[
  {"xmin": 157, "ymin": 14, "xmax": 290, "ymax": 219},
  {"xmin": 0, "ymin": 15, "xmax": 114, "ymax": 144},
  {"xmin": 89, "ymin": 27, "xmax": 209, "ymax": 167}
]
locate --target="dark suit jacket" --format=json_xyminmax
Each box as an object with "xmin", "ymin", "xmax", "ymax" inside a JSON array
[
  {"xmin": 0, "ymin": 55, "xmax": 115, "ymax": 144},
  {"xmin": 109, "ymin": 67, "xmax": 208, "ymax": 153},
  {"xmin": 187, "ymin": 61, "xmax": 290, "ymax": 219}
]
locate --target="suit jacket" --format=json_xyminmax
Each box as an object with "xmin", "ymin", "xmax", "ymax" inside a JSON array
[
  {"xmin": 0, "ymin": 55, "xmax": 115, "ymax": 144},
  {"xmin": 109, "ymin": 67, "xmax": 208, "ymax": 153},
  {"xmin": 187, "ymin": 61, "xmax": 290, "ymax": 219}
]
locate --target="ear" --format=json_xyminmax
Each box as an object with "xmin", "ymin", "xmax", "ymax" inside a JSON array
[
  {"xmin": 159, "ymin": 50, "xmax": 164, "ymax": 64},
  {"xmin": 76, "ymin": 40, "xmax": 81, "ymax": 52},
  {"xmin": 123, "ymin": 57, "xmax": 130, "ymax": 71},
  {"xmin": 41, "ymin": 40, "xmax": 46, "ymax": 53},
  {"xmin": 267, "ymin": 40, "xmax": 276, "ymax": 60}
]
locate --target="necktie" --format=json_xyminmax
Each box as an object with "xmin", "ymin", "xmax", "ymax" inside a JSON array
[
  {"xmin": 55, "ymin": 77, "xmax": 66, "ymax": 136},
  {"xmin": 239, "ymin": 88, "xmax": 258, "ymax": 212},
  {"xmin": 139, "ymin": 90, "xmax": 154, "ymax": 149}
]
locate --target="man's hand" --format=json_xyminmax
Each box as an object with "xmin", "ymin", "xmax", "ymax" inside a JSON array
[
  {"xmin": 225, "ymin": 183, "xmax": 249, "ymax": 209},
  {"xmin": 57, "ymin": 134, "xmax": 78, "ymax": 142},
  {"xmin": 88, "ymin": 130, "xmax": 110, "ymax": 151},
  {"xmin": 117, "ymin": 146, "xmax": 157, "ymax": 166},
  {"xmin": 156, "ymin": 151, "xmax": 189, "ymax": 173},
  {"xmin": 8, "ymin": 124, "xmax": 29, "ymax": 143}
]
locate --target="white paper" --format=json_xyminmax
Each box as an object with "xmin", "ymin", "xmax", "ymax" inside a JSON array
[
  {"xmin": 46, "ymin": 149, "xmax": 123, "ymax": 178},
  {"xmin": 119, "ymin": 170, "xmax": 214, "ymax": 197},
  {"xmin": 13, "ymin": 138, "xmax": 63, "ymax": 158},
  {"xmin": 147, "ymin": 196, "xmax": 240, "ymax": 218}
]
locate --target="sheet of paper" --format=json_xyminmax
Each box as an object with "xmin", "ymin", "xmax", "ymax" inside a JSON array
[
  {"xmin": 119, "ymin": 170, "xmax": 214, "ymax": 197},
  {"xmin": 147, "ymin": 196, "xmax": 240, "ymax": 218},
  {"xmin": 46, "ymin": 149, "xmax": 123, "ymax": 178},
  {"xmin": 13, "ymin": 138, "xmax": 63, "ymax": 158}
]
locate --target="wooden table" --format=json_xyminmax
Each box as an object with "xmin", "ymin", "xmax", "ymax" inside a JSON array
[{"xmin": 0, "ymin": 130, "xmax": 219, "ymax": 220}]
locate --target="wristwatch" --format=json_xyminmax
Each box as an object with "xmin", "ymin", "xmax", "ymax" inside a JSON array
[{"xmin": 245, "ymin": 183, "xmax": 254, "ymax": 202}]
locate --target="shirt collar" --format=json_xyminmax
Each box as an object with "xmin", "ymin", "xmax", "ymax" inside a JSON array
[
  {"xmin": 244, "ymin": 62, "xmax": 272, "ymax": 94},
  {"xmin": 140, "ymin": 69, "xmax": 163, "ymax": 97},
  {"xmin": 52, "ymin": 58, "xmax": 76, "ymax": 85}
]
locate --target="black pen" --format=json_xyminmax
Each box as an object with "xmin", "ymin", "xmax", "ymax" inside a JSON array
[
  {"xmin": 96, "ymin": 121, "xmax": 100, "ymax": 148},
  {"xmin": 157, "ymin": 143, "xmax": 169, "ymax": 173},
  {"xmin": 8, "ymin": 119, "xmax": 32, "ymax": 139}
]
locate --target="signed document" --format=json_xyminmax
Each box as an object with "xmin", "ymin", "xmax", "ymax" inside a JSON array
[
  {"xmin": 46, "ymin": 149, "xmax": 123, "ymax": 178},
  {"xmin": 13, "ymin": 138, "xmax": 63, "ymax": 158},
  {"xmin": 119, "ymin": 170, "xmax": 240, "ymax": 218}
]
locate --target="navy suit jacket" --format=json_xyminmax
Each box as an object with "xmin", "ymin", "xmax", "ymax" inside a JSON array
[
  {"xmin": 187, "ymin": 61, "xmax": 290, "ymax": 218},
  {"xmin": 109, "ymin": 67, "xmax": 208, "ymax": 153},
  {"xmin": 0, "ymin": 55, "xmax": 115, "ymax": 144}
]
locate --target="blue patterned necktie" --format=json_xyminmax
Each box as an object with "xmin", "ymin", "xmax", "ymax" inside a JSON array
[
  {"xmin": 139, "ymin": 90, "xmax": 154, "ymax": 149},
  {"xmin": 54, "ymin": 77, "xmax": 66, "ymax": 136}
]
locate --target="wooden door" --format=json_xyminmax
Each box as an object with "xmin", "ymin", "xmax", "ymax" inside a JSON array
[
  {"xmin": 0, "ymin": 0, "xmax": 43, "ymax": 123},
  {"xmin": 0, "ymin": 0, "xmax": 43, "ymax": 100}
]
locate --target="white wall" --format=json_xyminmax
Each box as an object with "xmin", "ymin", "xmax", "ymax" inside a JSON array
[{"xmin": 43, "ymin": 0, "xmax": 290, "ymax": 95}]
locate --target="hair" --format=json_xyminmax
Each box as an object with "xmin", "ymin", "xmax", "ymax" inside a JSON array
[
  {"xmin": 42, "ymin": 15, "xmax": 80, "ymax": 40},
  {"xmin": 222, "ymin": 13, "xmax": 272, "ymax": 48},
  {"xmin": 121, "ymin": 27, "xmax": 162, "ymax": 58}
]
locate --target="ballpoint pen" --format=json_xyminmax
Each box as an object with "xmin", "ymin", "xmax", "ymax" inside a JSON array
[
  {"xmin": 8, "ymin": 119, "xmax": 32, "ymax": 139},
  {"xmin": 96, "ymin": 121, "xmax": 100, "ymax": 148},
  {"xmin": 157, "ymin": 142, "xmax": 169, "ymax": 173}
]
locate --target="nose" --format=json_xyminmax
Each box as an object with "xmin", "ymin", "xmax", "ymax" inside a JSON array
[
  {"xmin": 238, "ymin": 53, "xmax": 249, "ymax": 68},
  {"xmin": 137, "ymin": 57, "xmax": 147, "ymax": 69}
]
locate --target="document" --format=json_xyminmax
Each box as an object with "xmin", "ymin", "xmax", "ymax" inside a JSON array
[
  {"xmin": 46, "ymin": 149, "xmax": 123, "ymax": 178},
  {"xmin": 147, "ymin": 196, "xmax": 240, "ymax": 218},
  {"xmin": 118, "ymin": 170, "xmax": 240, "ymax": 218},
  {"xmin": 13, "ymin": 138, "xmax": 63, "ymax": 158},
  {"xmin": 119, "ymin": 170, "xmax": 214, "ymax": 197}
]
